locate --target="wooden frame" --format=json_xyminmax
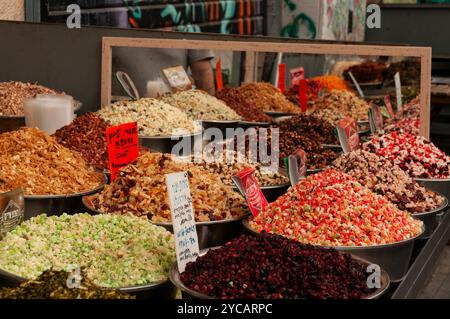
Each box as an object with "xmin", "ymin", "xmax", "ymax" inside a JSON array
[{"xmin": 101, "ymin": 37, "xmax": 432, "ymax": 138}]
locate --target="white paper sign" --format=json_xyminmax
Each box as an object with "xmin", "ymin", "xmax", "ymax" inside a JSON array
[
  {"xmin": 165, "ymin": 172, "xmax": 199, "ymax": 273},
  {"xmin": 394, "ymin": 72, "xmax": 403, "ymax": 113}
]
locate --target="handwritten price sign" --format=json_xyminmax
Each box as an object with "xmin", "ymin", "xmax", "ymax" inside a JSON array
[
  {"xmin": 166, "ymin": 172, "xmax": 199, "ymax": 273},
  {"xmin": 106, "ymin": 122, "xmax": 139, "ymax": 181}
]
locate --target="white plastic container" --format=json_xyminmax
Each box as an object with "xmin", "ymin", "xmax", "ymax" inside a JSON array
[{"xmin": 24, "ymin": 94, "xmax": 74, "ymax": 134}]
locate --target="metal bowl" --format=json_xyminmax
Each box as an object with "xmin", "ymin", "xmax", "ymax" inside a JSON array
[
  {"xmin": 260, "ymin": 183, "xmax": 291, "ymax": 202},
  {"xmin": 265, "ymin": 111, "xmax": 298, "ymax": 118},
  {"xmin": 233, "ymin": 182, "xmax": 291, "ymax": 203},
  {"xmin": 200, "ymin": 120, "xmax": 240, "ymax": 132},
  {"xmin": 169, "ymin": 248, "xmax": 390, "ymax": 299},
  {"xmin": 24, "ymin": 173, "xmax": 107, "ymax": 220},
  {"xmin": 243, "ymin": 219, "xmax": 424, "ymax": 283},
  {"xmin": 0, "ymin": 267, "xmax": 176, "ymax": 299},
  {"xmin": 415, "ymin": 178, "xmax": 450, "ymax": 208},
  {"xmin": 139, "ymin": 131, "xmax": 203, "ymax": 154},
  {"xmin": 412, "ymin": 193, "xmax": 448, "ymax": 239},
  {"xmin": 271, "ymin": 116, "xmax": 294, "ymax": 124},
  {"xmin": 82, "ymin": 197, "xmax": 248, "ymax": 250},
  {"xmin": 0, "ymin": 115, "xmax": 26, "ymax": 133},
  {"xmin": 236, "ymin": 121, "xmax": 271, "ymax": 129}
]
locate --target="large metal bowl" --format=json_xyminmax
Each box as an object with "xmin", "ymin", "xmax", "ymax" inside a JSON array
[
  {"xmin": 24, "ymin": 173, "xmax": 107, "ymax": 220},
  {"xmin": 412, "ymin": 193, "xmax": 448, "ymax": 239},
  {"xmin": 139, "ymin": 130, "xmax": 203, "ymax": 154},
  {"xmin": 82, "ymin": 196, "xmax": 248, "ymax": 250},
  {"xmin": 243, "ymin": 219, "xmax": 424, "ymax": 283},
  {"xmin": 233, "ymin": 182, "xmax": 291, "ymax": 203},
  {"xmin": 0, "ymin": 267, "xmax": 176, "ymax": 299},
  {"xmin": 415, "ymin": 178, "xmax": 450, "ymax": 209},
  {"xmin": 169, "ymin": 248, "xmax": 390, "ymax": 300}
]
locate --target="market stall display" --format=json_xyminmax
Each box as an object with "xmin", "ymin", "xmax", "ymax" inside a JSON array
[
  {"xmin": 237, "ymin": 83, "xmax": 299, "ymax": 114},
  {"xmin": 53, "ymin": 112, "xmax": 110, "ymax": 170},
  {"xmin": 332, "ymin": 150, "xmax": 445, "ymax": 213},
  {"xmin": 383, "ymin": 60, "xmax": 420, "ymax": 86},
  {"xmin": 195, "ymin": 150, "xmax": 288, "ymax": 187},
  {"xmin": 0, "ymin": 81, "xmax": 59, "ymax": 116},
  {"xmin": 160, "ymin": 89, "xmax": 241, "ymax": 122},
  {"xmin": 276, "ymin": 114, "xmax": 339, "ymax": 146},
  {"xmin": 0, "ymin": 127, "xmax": 103, "ymax": 195},
  {"xmin": 97, "ymin": 98, "xmax": 196, "ymax": 136},
  {"xmin": 0, "ymin": 270, "xmax": 134, "ymax": 299},
  {"xmin": 343, "ymin": 61, "xmax": 388, "ymax": 84},
  {"xmin": 278, "ymin": 130, "xmax": 338, "ymax": 170},
  {"xmin": 309, "ymin": 90, "xmax": 370, "ymax": 125},
  {"xmin": 383, "ymin": 117, "xmax": 420, "ymax": 136},
  {"xmin": 215, "ymin": 87, "xmax": 272, "ymax": 123},
  {"xmin": 85, "ymin": 153, "xmax": 247, "ymax": 223},
  {"xmin": 246, "ymin": 169, "xmax": 424, "ymax": 281},
  {"xmin": 249, "ymin": 169, "xmax": 423, "ymax": 246},
  {"xmin": 171, "ymin": 233, "xmax": 389, "ymax": 299},
  {"xmin": 363, "ymin": 131, "xmax": 450, "ymax": 179},
  {"xmin": 0, "ymin": 214, "xmax": 175, "ymax": 290},
  {"xmin": 285, "ymin": 75, "xmax": 354, "ymax": 106}
]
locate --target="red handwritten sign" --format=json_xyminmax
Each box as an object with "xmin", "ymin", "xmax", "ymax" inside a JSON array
[
  {"xmin": 337, "ymin": 117, "xmax": 360, "ymax": 153},
  {"xmin": 278, "ymin": 63, "xmax": 286, "ymax": 94},
  {"xmin": 290, "ymin": 67, "xmax": 304, "ymax": 88},
  {"xmin": 216, "ymin": 59, "xmax": 224, "ymax": 92},
  {"xmin": 299, "ymin": 79, "xmax": 308, "ymax": 112},
  {"xmin": 106, "ymin": 122, "xmax": 139, "ymax": 181},
  {"xmin": 231, "ymin": 168, "xmax": 268, "ymax": 217}
]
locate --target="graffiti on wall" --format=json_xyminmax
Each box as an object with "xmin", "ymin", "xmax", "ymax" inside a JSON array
[
  {"xmin": 280, "ymin": 0, "xmax": 317, "ymax": 39},
  {"xmin": 43, "ymin": 0, "xmax": 264, "ymax": 35},
  {"xmin": 280, "ymin": 0, "xmax": 366, "ymax": 41}
]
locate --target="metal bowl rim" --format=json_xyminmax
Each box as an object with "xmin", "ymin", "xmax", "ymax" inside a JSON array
[
  {"xmin": 24, "ymin": 173, "xmax": 107, "ymax": 199},
  {"xmin": 415, "ymin": 177, "xmax": 450, "ymax": 182},
  {"xmin": 200, "ymin": 119, "xmax": 241, "ymax": 124},
  {"xmin": 237, "ymin": 120, "xmax": 271, "ymax": 126},
  {"xmin": 169, "ymin": 248, "xmax": 390, "ymax": 299},
  {"xmin": 265, "ymin": 111, "xmax": 299, "ymax": 118},
  {"xmin": 242, "ymin": 218, "xmax": 425, "ymax": 250},
  {"xmin": 82, "ymin": 196, "xmax": 250, "ymax": 227},
  {"xmin": 412, "ymin": 192, "xmax": 448, "ymax": 217},
  {"xmin": 0, "ymin": 266, "xmax": 172, "ymax": 291},
  {"xmin": 0, "ymin": 114, "xmax": 26, "ymax": 119},
  {"xmin": 138, "ymin": 129, "xmax": 203, "ymax": 140}
]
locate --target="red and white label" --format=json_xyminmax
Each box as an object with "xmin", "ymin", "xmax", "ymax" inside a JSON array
[
  {"xmin": 337, "ymin": 117, "xmax": 360, "ymax": 153},
  {"xmin": 232, "ymin": 167, "xmax": 268, "ymax": 217}
]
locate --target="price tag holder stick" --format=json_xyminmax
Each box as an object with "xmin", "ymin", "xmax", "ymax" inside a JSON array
[
  {"xmin": 347, "ymin": 71, "xmax": 365, "ymax": 99},
  {"xmin": 394, "ymin": 72, "xmax": 403, "ymax": 113}
]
